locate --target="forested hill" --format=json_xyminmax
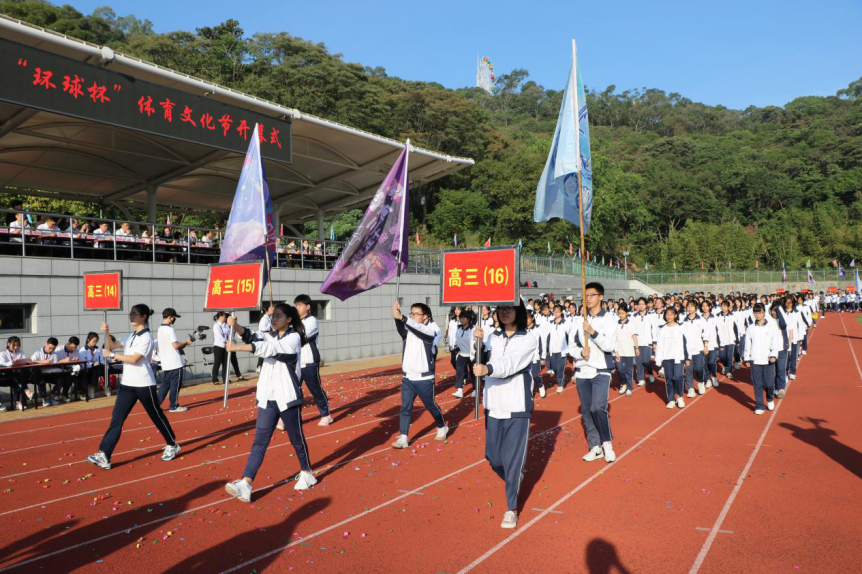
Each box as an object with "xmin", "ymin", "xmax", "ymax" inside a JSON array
[{"xmin": 2, "ymin": 1, "xmax": 861, "ymax": 271}]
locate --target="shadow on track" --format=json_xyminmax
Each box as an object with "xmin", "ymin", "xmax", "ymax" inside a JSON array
[
  {"xmin": 164, "ymin": 498, "xmax": 331, "ymax": 573},
  {"xmin": 519, "ymin": 410, "xmax": 563, "ymax": 508},
  {"xmin": 585, "ymin": 537, "xmax": 632, "ymax": 574},
  {"xmin": 779, "ymin": 417, "xmax": 862, "ymax": 481}
]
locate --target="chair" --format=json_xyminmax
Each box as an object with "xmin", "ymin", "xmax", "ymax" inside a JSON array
[{"xmin": 201, "ymin": 347, "xmax": 215, "ymax": 370}]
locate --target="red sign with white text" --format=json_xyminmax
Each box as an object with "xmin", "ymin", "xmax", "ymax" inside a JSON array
[
  {"xmin": 204, "ymin": 261, "xmax": 264, "ymax": 311},
  {"xmin": 441, "ymin": 247, "xmax": 519, "ymax": 305},
  {"xmin": 83, "ymin": 271, "xmax": 122, "ymax": 311}
]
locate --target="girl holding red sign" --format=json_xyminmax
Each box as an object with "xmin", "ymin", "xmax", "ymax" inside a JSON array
[{"xmin": 223, "ymin": 303, "xmax": 317, "ymax": 503}]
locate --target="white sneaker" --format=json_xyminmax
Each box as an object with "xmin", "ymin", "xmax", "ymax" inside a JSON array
[
  {"xmin": 582, "ymin": 446, "xmax": 603, "ymax": 462},
  {"xmin": 86, "ymin": 451, "xmax": 111, "ymax": 470},
  {"xmin": 618, "ymin": 386, "xmax": 627, "ymax": 395},
  {"xmin": 777, "ymin": 389, "xmax": 786, "ymax": 399},
  {"xmin": 161, "ymin": 444, "xmax": 181, "ymax": 461},
  {"xmin": 706, "ymin": 380, "xmax": 713, "ymax": 388},
  {"xmin": 15, "ymin": 402, "xmax": 24, "ymax": 411},
  {"xmin": 676, "ymin": 397, "xmax": 685, "ymax": 408},
  {"xmin": 698, "ymin": 382, "xmax": 705, "ymax": 395},
  {"xmin": 501, "ymin": 510, "xmax": 518, "ymax": 529},
  {"xmin": 538, "ymin": 385, "xmax": 546, "ymax": 398},
  {"xmin": 547, "ymin": 370, "xmax": 555, "ymax": 376},
  {"xmin": 168, "ymin": 406, "xmax": 188, "ymax": 413},
  {"xmin": 649, "ymin": 375, "xmax": 655, "ymax": 383},
  {"xmin": 687, "ymin": 388, "xmax": 695, "ymax": 398},
  {"xmin": 435, "ymin": 426, "xmax": 449, "ymax": 441},
  {"xmin": 625, "ymin": 390, "xmax": 632, "ymax": 397},
  {"xmin": 452, "ymin": 389, "xmax": 464, "ymax": 398},
  {"xmin": 726, "ymin": 372, "xmax": 734, "ymax": 379},
  {"xmin": 603, "ymin": 443, "xmax": 616, "ymax": 463},
  {"xmin": 801, "ymin": 350, "xmax": 807, "ymax": 356},
  {"xmin": 276, "ymin": 418, "xmax": 285, "ymax": 431},
  {"xmin": 666, "ymin": 401, "xmax": 675, "ymax": 409},
  {"xmin": 294, "ymin": 470, "xmax": 318, "ymax": 491},
  {"xmin": 713, "ymin": 377, "xmax": 720, "ymax": 387},
  {"xmin": 638, "ymin": 380, "xmax": 645, "ymax": 387},
  {"xmin": 556, "ymin": 386, "xmax": 564, "ymax": 393},
  {"xmin": 391, "ymin": 435, "xmax": 409, "ymax": 449},
  {"xmin": 42, "ymin": 399, "xmax": 50, "ymax": 407},
  {"xmin": 767, "ymin": 401, "xmax": 775, "ymax": 411},
  {"xmin": 754, "ymin": 409, "xmax": 765, "ymax": 415},
  {"xmin": 789, "ymin": 374, "xmax": 796, "ymax": 380},
  {"xmin": 0, "ymin": 404, "xmax": 5, "ymax": 412},
  {"xmin": 225, "ymin": 479, "xmax": 252, "ymax": 502},
  {"xmin": 317, "ymin": 415, "xmax": 334, "ymax": 427}
]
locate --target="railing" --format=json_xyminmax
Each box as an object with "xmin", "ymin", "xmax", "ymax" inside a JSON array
[
  {"xmin": 0, "ymin": 208, "xmax": 632, "ymax": 279},
  {"xmin": 634, "ymin": 269, "xmax": 853, "ymax": 286}
]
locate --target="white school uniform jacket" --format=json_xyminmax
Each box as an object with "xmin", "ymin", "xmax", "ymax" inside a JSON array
[
  {"xmin": 454, "ymin": 325, "xmax": 476, "ymax": 360},
  {"xmin": 526, "ymin": 324, "xmax": 547, "ymax": 362},
  {"xmin": 798, "ymin": 305, "xmax": 812, "ymax": 333},
  {"xmin": 744, "ymin": 321, "xmax": 781, "ymax": 365},
  {"xmin": 681, "ymin": 314, "xmax": 708, "ymax": 357},
  {"xmin": 31, "ymin": 346, "xmax": 61, "ymax": 374},
  {"xmin": 615, "ymin": 318, "xmax": 637, "ymax": 358},
  {"xmin": 56, "ymin": 346, "xmax": 81, "ymax": 373},
  {"xmin": 733, "ymin": 310, "xmax": 750, "ymax": 339},
  {"xmin": 654, "ymin": 323, "xmax": 688, "ymax": 364},
  {"xmin": 482, "ymin": 329, "xmax": 538, "ymax": 419},
  {"xmin": 0, "ymin": 348, "xmax": 27, "ymax": 366},
  {"xmin": 245, "ymin": 328, "xmax": 304, "ymax": 411},
  {"xmin": 300, "ymin": 315, "xmax": 320, "ymax": 367},
  {"xmin": 258, "ymin": 314, "xmax": 273, "ymax": 336},
  {"xmin": 716, "ymin": 312, "xmax": 738, "ymax": 346},
  {"xmin": 701, "ymin": 314, "xmax": 720, "ymax": 351},
  {"xmin": 567, "ymin": 310, "xmax": 619, "ymax": 379},
  {"xmin": 395, "ymin": 316, "xmax": 441, "ymax": 382},
  {"xmin": 632, "ymin": 312, "xmax": 653, "ymax": 346},
  {"xmin": 446, "ymin": 318, "xmax": 459, "ymax": 350},
  {"xmin": 649, "ymin": 311, "xmax": 666, "ymax": 343},
  {"xmin": 213, "ymin": 321, "xmax": 229, "ymax": 348},
  {"xmin": 547, "ymin": 319, "xmax": 571, "ymax": 355},
  {"xmin": 481, "ymin": 317, "xmax": 495, "ymax": 335}
]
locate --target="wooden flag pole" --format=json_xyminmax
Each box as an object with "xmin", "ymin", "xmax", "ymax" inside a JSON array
[
  {"xmin": 265, "ymin": 251, "xmax": 274, "ymax": 308},
  {"xmin": 474, "ymin": 304, "xmax": 482, "ymax": 420},
  {"xmin": 224, "ymin": 312, "xmax": 235, "ymax": 408}
]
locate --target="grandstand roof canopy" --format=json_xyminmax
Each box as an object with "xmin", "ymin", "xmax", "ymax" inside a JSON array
[{"xmin": 0, "ymin": 15, "xmax": 474, "ymax": 224}]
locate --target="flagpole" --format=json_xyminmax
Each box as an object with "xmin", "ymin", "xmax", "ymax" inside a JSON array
[
  {"xmin": 572, "ymin": 40, "xmax": 588, "ymax": 302},
  {"xmin": 395, "ymin": 139, "xmax": 410, "ymax": 303}
]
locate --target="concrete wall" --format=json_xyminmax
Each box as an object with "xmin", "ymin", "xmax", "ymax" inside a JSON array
[
  {"xmin": 651, "ymin": 281, "xmax": 826, "ymax": 295},
  {"xmin": 520, "ymin": 272, "xmax": 660, "ymax": 300},
  {"xmin": 0, "ymin": 255, "xmax": 446, "ymax": 380}
]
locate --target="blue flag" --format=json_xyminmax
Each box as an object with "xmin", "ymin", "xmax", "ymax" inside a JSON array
[
  {"xmin": 839, "ymin": 263, "xmax": 846, "ymax": 279},
  {"xmin": 534, "ymin": 40, "xmax": 592, "ymax": 233},
  {"xmin": 219, "ymin": 124, "xmax": 276, "ymax": 285},
  {"xmin": 330, "ymin": 225, "xmax": 335, "ymax": 241},
  {"xmin": 856, "ymin": 270, "xmax": 862, "ymax": 293}
]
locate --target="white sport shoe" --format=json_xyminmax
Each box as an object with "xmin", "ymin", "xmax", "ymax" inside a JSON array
[
  {"xmin": 666, "ymin": 401, "xmax": 675, "ymax": 409},
  {"xmin": 637, "ymin": 380, "xmax": 645, "ymax": 387},
  {"xmin": 698, "ymin": 382, "xmax": 706, "ymax": 395},
  {"xmin": 649, "ymin": 375, "xmax": 655, "ymax": 383},
  {"xmin": 547, "ymin": 370, "xmax": 555, "ymax": 376},
  {"xmin": 706, "ymin": 380, "xmax": 713, "ymax": 388},
  {"xmin": 789, "ymin": 374, "xmax": 796, "ymax": 380},
  {"xmin": 801, "ymin": 350, "xmax": 807, "ymax": 356},
  {"xmin": 168, "ymin": 406, "xmax": 188, "ymax": 413},
  {"xmin": 767, "ymin": 401, "xmax": 775, "ymax": 411},
  {"xmin": 538, "ymin": 385, "xmax": 546, "ymax": 398},
  {"xmin": 435, "ymin": 425, "xmax": 449, "ymax": 441},
  {"xmin": 754, "ymin": 409, "xmax": 765, "ymax": 415},
  {"xmin": 625, "ymin": 389, "xmax": 632, "ymax": 397},
  {"xmin": 317, "ymin": 415, "xmax": 334, "ymax": 426},
  {"xmin": 777, "ymin": 389, "xmax": 786, "ymax": 399},
  {"xmin": 501, "ymin": 510, "xmax": 518, "ymax": 529},
  {"xmin": 556, "ymin": 385, "xmax": 564, "ymax": 393},
  {"xmin": 603, "ymin": 443, "xmax": 616, "ymax": 463},
  {"xmin": 294, "ymin": 470, "xmax": 318, "ymax": 491},
  {"xmin": 687, "ymin": 388, "xmax": 696, "ymax": 398},
  {"xmin": 676, "ymin": 397, "xmax": 685, "ymax": 408},
  {"xmin": 452, "ymin": 389, "xmax": 464, "ymax": 398},
  {"xmin": 618, "ymin": 386, "xmax": 627, "ymax": 395},
  {"xmin": 391, "ymin": 435, "xmax": 409, "ymax": 449},
  {"xmin": 226, "ymin": 479, "xmax": 252, "ymax": 502},
  {"xmin": 161, "ymin": 444, "xmax": 181, "ymax": 461},
  {"xmin": 582, "ymin": 446, "xmax": 603, "ymax": 462},
  {"xmin": 276, "ymin": 418, "xmax": 285, "ymax": 431},
  {"xmin": 713, "ymin": 377, "xmax": 720, "ymax": 387},
  {"xmin": 86, "ymin": 451, "xmax": 111, "ymax": 470}
]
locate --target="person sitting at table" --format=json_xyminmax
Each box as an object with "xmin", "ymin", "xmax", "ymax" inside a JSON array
[
  {"xmin": 301, "ymin": 239, "xmax": 313, "ymax": 269},
  {"xmin": 0, "ymin": 335, "xmax": 29, "ymax": 411},
  {"xmin": 35, "ymin": 216, "xmax": 63, "ymax": 257},
  {"xmin": 93, "ymin": 222, "xmax": 112, "ymax": 259},
  {"xmin": 200, "ymin": 230, "xmax": 214, "ymax": 246},
  {"xmin": 78, "ymin": 332, "xmax": 104, "ymax": 401},
  {"xmin": 7, "ymin": 211, "xmax": 30, "ymax": 246},
  {"xmin": 56, "ymin": 336, "xmax": 81, "ymax": 402},
  {"xmin": 157, "ymin": 226, "xmax": 177, "ymax": 262},
  {"xmin": 5, "ymin": 199, "xmax": 23, "ymax": 225},
  {"xmin": 30, "ymin": 337, "xmax": 68, "ymax": 407},
  {"xmin": 115, "ymin": 222, "xmax": 135, "ymax": 259}
]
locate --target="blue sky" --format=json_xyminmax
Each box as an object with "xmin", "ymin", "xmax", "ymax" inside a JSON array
[{"xmin": 71, "ymin": 0, "xmax": 861, "ymax": 110}]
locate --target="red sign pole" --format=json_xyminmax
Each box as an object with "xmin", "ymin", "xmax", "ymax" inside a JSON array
[
  {"xmin": 83, "ymin": 271, "xmax": 123, "ymax": 397},
  {"xmin": 204, "ymin": 261, "xmax": 265, "ymax": 408}
]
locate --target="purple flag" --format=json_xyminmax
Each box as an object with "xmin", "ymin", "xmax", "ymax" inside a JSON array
[
  {"xmin": 320, "ymin": 146, "xmax": 409, "ymax": 301},
  {"xmin": 219, "ymin": 124, "xmax": 276, "ymax": 285}
]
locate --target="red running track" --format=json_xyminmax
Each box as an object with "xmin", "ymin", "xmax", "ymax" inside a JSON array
[{"xmin": 0, "ymin": 314, "xmax": 859, "ymax": 573}]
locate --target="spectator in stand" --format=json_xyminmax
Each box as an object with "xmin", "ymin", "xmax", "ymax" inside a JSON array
[
  {"xmin": 92, "ymin": 222, "xmax": 112, "ymax": 259},
  {"xmin": 5, "ymin": 199, "xmax": 24, "ymax": 225},
  {"xmin": 115, "ymin": 222, "xmax": 134, "ymax": 259},
  {"xmin": 36, "ymin": 216, "xmax": 61, "ymax": 256},
  {"xmin": 8, "ymin": 210, "xmax": 30, "ymax": 247}
]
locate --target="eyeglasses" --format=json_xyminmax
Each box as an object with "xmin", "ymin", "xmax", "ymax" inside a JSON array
[
  {"xmin": 410, "ymin": 312, "xmax": 426, "ymax": 317},
  {"xmin": 585, "ymin": 293, "xmax": 601, "ymax": 299}
]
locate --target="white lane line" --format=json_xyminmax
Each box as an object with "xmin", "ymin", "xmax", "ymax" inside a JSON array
[{"xmin": 838, "ymin": 314, "xmax": 862, "ymax": 384}]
